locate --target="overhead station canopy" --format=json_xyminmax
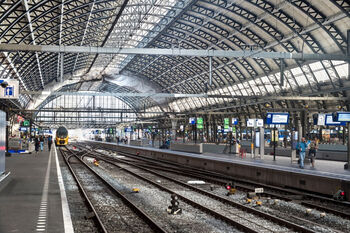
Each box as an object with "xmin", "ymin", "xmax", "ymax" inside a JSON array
[{"xmin": 0, "ymin": 0, "xmax": 349, "ymax": 127}]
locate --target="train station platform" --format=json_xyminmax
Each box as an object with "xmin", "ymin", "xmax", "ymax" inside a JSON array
[
  {"xmin": 89, "ymin": 140, "xmax": 350, "ymax": 200},
  {"xmin": 0, "ymin": 145, "xmax": 73, "ymax": 233},
  {"xmin": 92, "ymin": 141, "xmax": 350, "ymax": 181}
]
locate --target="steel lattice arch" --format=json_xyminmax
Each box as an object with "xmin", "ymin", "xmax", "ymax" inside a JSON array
[{"xmin": 0, "ymin": 0, "xmax": 349, "ymax": 127}]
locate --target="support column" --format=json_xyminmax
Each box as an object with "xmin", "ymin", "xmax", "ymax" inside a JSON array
[
  {"xmin": 301, "ymin": 110, "xmax": 306, "ymax": 138},
  {"xmin": 259, "ymin": 127, "xmax": 265, "ymax": 158},
  {"xmin": 298, "ymin": 114, "xmax": 302, "ymax": 142},
  {"xmin": 346, "ymin": 122, "xmax": 350, "ymax": 169},
  {"xmin": 345, "ymin": 29, "xmax": 350, "ymax": 168},
  {"xmin": 205, "ymin": 115, "xmax": 209, "ymax": 143},
  {"xmin": 29, "ymin": 119, "xmax": 33, "ymax": 142},
  {"xmin": 5, "ymin": 111, "xmax": 9, "ymax": 155},
  {"xmin": 0, "ymin": 110, "xmax": 6, "ymax": 174},
  {"xmin": 60, "ymin": 52, "xmax": 64, "ymax": 83},
  {"xmin": 171, "ymin": 118, "xmax": 177, "ymax": 142},
  {"xmin": 273, "ymin": 126, "xmax": 277, "ymax": 161}
]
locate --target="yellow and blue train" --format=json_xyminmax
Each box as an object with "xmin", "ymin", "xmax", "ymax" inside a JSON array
[{"xmin": 55, "ymin": 126, "xmax": 68, "ymax": 146}]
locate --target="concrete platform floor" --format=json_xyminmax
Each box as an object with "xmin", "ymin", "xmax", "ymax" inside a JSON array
[
  {"xmin": 0, "ymin": 145, "xmax": 72, "ymax": 233},
  {"xmin": 202, "ymin": 152, "xmax": 350, "ymax": 180},
  {"xmin": 103, "ymin": 141, "xmax": 350, "ymax": 181}
]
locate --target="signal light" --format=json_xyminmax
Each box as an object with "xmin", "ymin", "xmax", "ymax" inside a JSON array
[
  {"xmin": 225, "ymin": 182, "xmax": 234, "ymax": 190},
  {"xmin": 334, "ymin": 190, "xmax": 345, "ymax": 201}
]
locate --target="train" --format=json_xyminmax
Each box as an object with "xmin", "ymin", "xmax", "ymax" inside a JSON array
[{"xmin": 55, "ymin": 126, "xmax": 68, "ymax": 146}]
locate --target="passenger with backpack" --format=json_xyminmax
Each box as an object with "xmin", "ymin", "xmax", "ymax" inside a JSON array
[
  {"xmin": 296, "ymin": 137, "xmax": 309, "ymax": 169},
  {"xmin": 308, "ymin": 138, "xmax": 318, "ymax": 168}
]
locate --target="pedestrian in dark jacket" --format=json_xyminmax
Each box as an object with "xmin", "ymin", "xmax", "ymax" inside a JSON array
[
  {"xmin": 34, "ymin": 136, "xmax": 40, "ymax": 154},
  {"xmin": 48, "ymin": 136, "xmax": 53, "ymax": 151}
]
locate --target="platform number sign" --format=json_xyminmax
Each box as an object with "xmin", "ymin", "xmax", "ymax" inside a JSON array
[
  {"xmin": 5, "ymin": 86, "xmax": 13, "ymax": 96},
  {"xmin": 0, "ymin": 80, "xmax": 19, "ymax": 99}
]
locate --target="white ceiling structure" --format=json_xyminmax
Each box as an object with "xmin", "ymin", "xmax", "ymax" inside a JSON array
[{"xmin": 0, "ymin": 0, "xmax": 349, "ymax": 127}]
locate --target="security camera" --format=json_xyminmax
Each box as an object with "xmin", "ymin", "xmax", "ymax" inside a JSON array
[{"xmin": 0, "ymin": 81, "xmax": 8, "ymax": 88}]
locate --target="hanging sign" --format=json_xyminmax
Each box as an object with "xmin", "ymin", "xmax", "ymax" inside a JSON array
[
  {"xmin": 0, "ymin": 80, "xmax": 19, "ymax": 99},
  {"xmin": 326, "ymin": 114, "xmax": 346, "ymax": 126},
  {"xmin": 247, "ymin": 119, "xmax": 255, "ymax": 127},
  {"xmin": 189, "ymin": 117, "xmax": 196, "ymax": 124},
  {"xmin": 333, "ymin": 112, "xmax": 350, "ymax": 122},
  {"xmin": 266, "ymin": 113, "xmax": 289, "ymax": 125},
  {"xmin": 232, "ymin": 118, "xmax": 238, "ymax": 125}
]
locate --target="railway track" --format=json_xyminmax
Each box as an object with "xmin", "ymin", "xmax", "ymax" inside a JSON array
[
  {"xmin": 85, "ymin": 143, "xmax": 350, "ymax": 219},
  {"xmin": 59, "ymin": 146, "xmax": 167, "ymax": 233},
  {"xmin": 74, "ymin": 144, "xmax": 325, "ymax": 233}
]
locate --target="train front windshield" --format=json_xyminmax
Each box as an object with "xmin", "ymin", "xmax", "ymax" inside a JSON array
[{"xmin": 57, "ymin": 127, "xmax": 68, "ymax": 138}]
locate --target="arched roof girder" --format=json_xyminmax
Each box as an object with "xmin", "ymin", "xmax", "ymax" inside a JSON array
[
  {"xmin": 171, "ymin": 12, "xmax": 275, "ymax": 93},
  {"xmin": 128, "ymin": 55, "xmax": 205, "ymax": 97},
  {"xmin": 140, "ymin": 15, "xmax": 278, "ymax": 98},
  {"xmin": 34, "ymin": 88, "xmax": 155, "ymax": 120},
  {"xmin": 190, "ymin": 1, "xmax": 315, "ymax": 92},
  {"xmin": 246, "ymin": 0, "xmax": 344, "ymax": 99}
]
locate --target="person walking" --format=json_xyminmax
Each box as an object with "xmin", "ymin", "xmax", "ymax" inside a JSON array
[
  {"xmin": 48, "ymin": 135, "xmax": 53, "ymax": 151},
  {"xmin": 34, "ymin": 136, "xmax": 40, "ymax": 154},
  {"xmin": 296, "ymin": 137, "xmax": 309, "ymax": 169},
  {"xmin": 308, "ymin": 138, "xmax": 318, "ymax": 168},
  {"xmin": 39, "ymin": 135, "xmax": 44, "ymax": 151}
]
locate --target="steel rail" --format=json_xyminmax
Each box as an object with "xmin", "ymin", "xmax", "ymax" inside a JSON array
[
  {"xmin": 62, "ymin": 146, "xmax": 168, "ymax": 233},
  {"xmin": 59, "ymin": 148, "xmax": 108, "ymax": 233},
  {"xmin": 87, "ymin": 143, "xmax": 350, "ymax": 218},
  {"xmin": 74, "ymin": 147, "xmax": 263, "ymax": 233},
  {"xmin": 76, "ymin": 144, "xmax": 316, "ymax": 233},
  {"xmin": 134, "ymin": 161, "xmax": 350, "ymax": 220},
  {"xmin": 108, "ymin": 144, "xmax": 350, "ymax": 204}
]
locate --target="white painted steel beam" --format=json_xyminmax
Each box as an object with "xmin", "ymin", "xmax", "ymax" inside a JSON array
[
  {"xmin": 0, "ymin": 44, "xmax": 348, "ymax": 61},
  {"xmin": 2, "ymin": 52, "xmax": 28, "ymax": 91},
  {"xmin": 20, "ymin": 90, "xmax": 349, "ymax": 100},
  {"xmin": 22, "ymin": 0, "xmax": 45, "ymax": 88}
]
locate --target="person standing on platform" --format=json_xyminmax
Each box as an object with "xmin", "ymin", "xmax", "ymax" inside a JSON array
[
  {"xmin": 48, "ymin": 136, "xmax": 53, "ymax": 151},
  {"xmin": 308, "ymin": 138, "xmax": 318, "ymax": 168},
  {"xmin": 296, "ymin": 137, "xmax": 309, "ymax": 169},
  {"xmin": 39, "ymin": 136, "xmax": 44, "ymax": 151},
  {"xmin": 34, "ymin": 136, "xmax": 40, "ymax": 154}
]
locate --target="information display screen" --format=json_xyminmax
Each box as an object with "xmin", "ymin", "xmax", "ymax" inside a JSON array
[
  {"xmin": 266, "ymin": 113, "xmax": 289, "ymax": 125},
  {"xmin": 325, "ymin": 114, "xmax": 346, "ymax": 126},
  {"xmin": 337, "ymin": 112, "xmax": 350, "ymax": 122}
]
